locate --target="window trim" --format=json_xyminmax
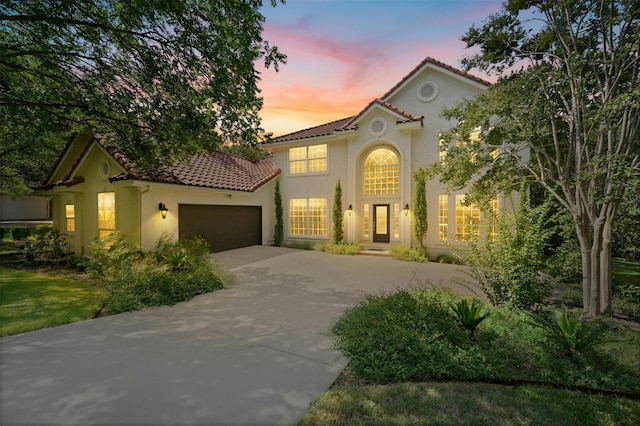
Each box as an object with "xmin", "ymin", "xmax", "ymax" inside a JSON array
[{"xmin": 65, "ymin": 204, "xmax": 75, "ymax": 233}]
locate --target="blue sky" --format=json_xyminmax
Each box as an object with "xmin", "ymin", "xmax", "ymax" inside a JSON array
[{"xmin": 257, "ymin": 0, "xmax": 504, "ymax": 135}]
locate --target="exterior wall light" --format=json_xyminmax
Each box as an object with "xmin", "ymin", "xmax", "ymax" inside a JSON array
[
  {"xmin": 347, "ymin": 204, "xmax": 353, "ymax": 216},
  {"xmin": 158, "ymin": 202, "xmax": 169, "ymax": 220},
  {"xmin": 404, "ymin": 204, "xmax": 410, "ymax": 216}
]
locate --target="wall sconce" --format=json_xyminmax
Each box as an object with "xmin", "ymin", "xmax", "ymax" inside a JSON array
[
  {"xmin": 404, "ymin": 203, "xmax": 410, "ymax": 216},
  {"xmin": 347, "ymin": 204, "xmax": 353, "ymax": 216},
  {"xmin": 158, "ymin": 202, "xmax": 168, "ymax": 220}
]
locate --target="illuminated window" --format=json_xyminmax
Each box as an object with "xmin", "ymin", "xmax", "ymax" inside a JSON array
[
  {"xmin": 289, "ymin": 144, "xmax": 327, "ymax": 174},
  {"xmin": 438, "ymin": 195, "xmax": 448, "ymax": 241},
  {"xmin": 289, "ymin": 198, "xmax": 328, "ymax": 237},
  {"xmin": 455, "ymin": 195, "xmax": 480, "ymax": 241},
  {"xmin": 363, "ymin": 148, "xmax": 399, "ymax": 195},
  {"xmin": 97, "ymin": 192, "xmax": 115, "ymax": 238},
  {"xmin": 363, "ymin": 204, "xmax": 370, "ymax": 238},
  {"xmin": 65, "ymin": 204, "xmax": 75, "ymax": 233},
  {"xmin": 393, "ymin": 203, "xmax": 400, "ymax": 239}
]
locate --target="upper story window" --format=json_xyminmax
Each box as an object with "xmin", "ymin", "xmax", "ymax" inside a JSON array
[
  {"xmin": 289, "ymin": 144, "xmax": 327, "ymax": 174},
  {"xmin": 364, "ymin": 148, "xmax": 399, "ymax": 195},
  {"xmin": 97, "ymin": 192, "xmax": 115, "ymax": 238}
]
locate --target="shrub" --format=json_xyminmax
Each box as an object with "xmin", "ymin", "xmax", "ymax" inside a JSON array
[
  {"xmin": 65, "ymin": 255, "xmax": 91, "ymax": 271},
  {"xmin": 612, "ymin": 297, "xmax": 640, "ymax": 321},
  {"xmin": 89, "ymin": 233, "xmax": 228, "ymax": 314},
  {"xmin": 458, "ymin": 193, "xmax": 555, "ymax": 309},
  {"xmin": 525, "ymin": 308, "xmax": 611, "ymax": 358},
  {"xmin": 332, "ymin": 181, "xmax": 344, "ymax": 245},
  {"xmin": 436, "ymin": 253, "xmax": 463, "ymax": 264},
  {"xmin": 322, "ymin": 242, "xmax": 360, "ymax": 255},
  {"xmin": 11, "ymin": 225, "xmax": 30, "ymax": 240},
  {"xmin": 390, "ymin": 246, "xmax": 428, "ymax": 262},
  {"xmin": 450, "ymin": 298, "xmax": 490, "ymax": 339},
  {"xmin": 285, "ymin": 241, "xmax": 317, "ymax": 250},
  {"xmin": 0, "ymin": 227, "xmax": 6, "ymax": 240},
  {"xmin": 274, "ymin": 180, "xmax": 283, "ymax": 246},
  {"xmin": 32, "ymin": 227, "xmax": 68, "ymax": 265}
]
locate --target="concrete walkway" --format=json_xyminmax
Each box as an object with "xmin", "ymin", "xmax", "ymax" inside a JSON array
[{"xmin": 1, "ymin": 246, "xmax": 478, "ymax": 426}]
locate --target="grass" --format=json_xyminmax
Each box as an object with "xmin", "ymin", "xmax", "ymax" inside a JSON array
[
  {"xmin": 307, "ymin": 286, "xmax": 640, "ymax": 424},
  {"xmin": 0, "ymin": 266, "xmax": 105, "ymax": 336},
  {"xmin": 300, "ymin": 381, "xmax": 640, "ymax": 425},
  {"xmin": 613, "ymin": 257, "xmax": 640, "ymax": 287}
]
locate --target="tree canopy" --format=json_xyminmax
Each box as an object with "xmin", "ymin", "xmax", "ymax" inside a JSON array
[
  {"xmin": 432, "ymin": 0, "xmax": 639, "ymax": 316},
  {"xmin": 0, "ymin": 0, "xmax": 286, "ymax": 195}
]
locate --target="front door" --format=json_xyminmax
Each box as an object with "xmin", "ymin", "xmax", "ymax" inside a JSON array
[{"xmin": 373, "ymin": 204, "xmax": 390, "ymax": 243}]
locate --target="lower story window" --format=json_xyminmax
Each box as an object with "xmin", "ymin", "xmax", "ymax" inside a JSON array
[
  {"xmin": 97, "ymin": 192, "xmax": 116, "ymax": 238},
  {"xmin": 363, "ymin": 204, "xmax": 370, "ymax": 238},
  {"xmin": 65, "ymin": 204, "xmax": 75, "ymax": 233},
  {"xmin": 289, "ymin": 198, "xmax": 328, "ymax": 237},
  {"xmin": 455, "ymin": 195, "xmax": 480, "ymax": 241},
  {"xmin": 438, "ymin": 195, "xmax": 448, "ymax": 241}
]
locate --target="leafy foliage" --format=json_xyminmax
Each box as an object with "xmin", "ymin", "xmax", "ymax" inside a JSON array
[
  {"xmin": 88, "ymin": 233, "xmax": 228, "ymax": 314},
  {"xmin": 322, "ymin": 243, "xmax": 361, "ymax": 255},
  {"xmin": 332, "ymin": 180, "xmax": 344, "ymax": 245},
  {"xmin": 525, "ymin": 309, "xmax": 611, "ymax": 358},
  {"xmin": 31, "ymin": 226, "xmax": 68, "ymax": 265},
  {"xmin": 0, "ymin": 0, "xmax": 286, "ymax": 195},
  {"xmin": 389, "ymin": 246, "xmax": 428, "ymax": 262},
  {"xmin": 450, "ymin": 298, "xmax": 490, "ymax": 339},
  {"xmin": 332, "ymin": 288, "xmax": 640, "ymax": 393},
  {"xmin": 10, "ymin": 226, "xmax": 30, "ymax": 240},
  {"xmin": 613, "ymin": 178, "xmax": 640, "ymax": 260},
  {"xmin": 274, "ymin": 180, "xmax": 283, "ymax": 246},
  {"xmin": 439, "ymin": 0, "xmax": 640, "ymax": 316},
  {"xmin": 413, "ymin": 171, "xmax": 428, "ymax": 248},
  {"xmin": 457, "ymin": 189, "xmax": 555, "ymax": 309}
]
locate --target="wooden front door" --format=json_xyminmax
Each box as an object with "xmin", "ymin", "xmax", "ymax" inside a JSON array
[{"xmin": 373, "ymin": 204, "xmax": 390, "ymax": 243}]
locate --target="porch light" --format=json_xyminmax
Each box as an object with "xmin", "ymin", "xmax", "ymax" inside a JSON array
[
  {"xmin": 347, "ymin": 204, "xmax": 353, "ymax": 216},
  {"xmin": 404, "ymin": 204, "xmax": 409, "ymax": 216},
  {"xmin": 158, "ymin": 202, "xmax": 168, "ymax": 220}
]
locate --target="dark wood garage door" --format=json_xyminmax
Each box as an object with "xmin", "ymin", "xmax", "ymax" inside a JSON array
[{"xmin": 178, "ymin": 204, "xmax": 262, "ymax": 252}]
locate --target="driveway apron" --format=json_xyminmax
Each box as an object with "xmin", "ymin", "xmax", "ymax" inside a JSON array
[{"xmin": 1, "ymin": 246, "xmax": 478, "ymax": 426}]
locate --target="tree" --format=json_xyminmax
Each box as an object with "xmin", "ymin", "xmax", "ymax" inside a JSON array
[
  {"xmin": 413, "ymin": 171, "xmax": 428, "ymax": 248},
  {"xmin": 332, "ymin": 180, "xmax": 344, "ymax": 245},
  {"xmin": 436, "ymin": 0, "xmax": 639, "ymax": 316},
  {"xmin": 274, "ymin": 180, "xmax": 283, "ymax": 246},
  {"xmin": 0, "ymin": 0, "xmax": 286, "ymax": 195}
]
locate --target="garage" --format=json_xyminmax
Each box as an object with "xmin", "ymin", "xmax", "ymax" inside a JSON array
[{"xmin": 178, "ymin": 204, "xmax": 262, "ymax": 252}]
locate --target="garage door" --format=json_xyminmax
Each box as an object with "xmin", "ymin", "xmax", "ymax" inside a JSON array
[{"xmin": 178, "ymin": 204, "xmax": 262, "ymax": 252}]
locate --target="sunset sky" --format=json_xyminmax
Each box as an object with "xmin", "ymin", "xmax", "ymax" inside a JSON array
[{"xmin": 257, "ymin": 0, "xmax": 504, "ymax": 137}]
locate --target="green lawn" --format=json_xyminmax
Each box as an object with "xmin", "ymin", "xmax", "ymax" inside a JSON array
[
  {"xmin": 300, "ymin": 381, "xmax": 640, "ymax": 426},
  {"xmin": 0, "ymin": 266, "xmax": 105, "ymax": 336},
  {"xmin": 613, "ymin": 257, "xmax": 640, "ymax": 286}
]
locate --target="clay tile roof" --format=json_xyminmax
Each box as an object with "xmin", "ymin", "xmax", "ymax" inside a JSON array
[
  {"xmin": 342, "ymin": 99, "xmax": 423, "ymax": 129},
  {"xmin": 98, "ymin": 138, "xmax": 280, "ymax": 192},
  {"xmin": 381, "ymin": 56, "xmax": 491, "ymax": 100},
  {"xmin": 269, "ymin": 116, "xmax": 355, "ymax": 143}
]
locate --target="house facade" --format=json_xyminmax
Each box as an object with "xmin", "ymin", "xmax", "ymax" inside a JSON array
[
  {"xmin": 39, "ymin": 134, "xmax": 280, "ymax": 255},
  {"xmin": 264, "ymin": 57, "xmax": 513, "ymax": 256}
]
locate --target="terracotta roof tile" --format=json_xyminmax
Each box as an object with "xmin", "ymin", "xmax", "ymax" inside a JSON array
[{"xmin": 270, "ymin": 116, "xmax": 355, "ymax": 143}]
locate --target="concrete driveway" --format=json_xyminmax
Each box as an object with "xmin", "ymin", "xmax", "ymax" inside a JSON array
[{"xmin": 1, "ymin": 246, "xmax": 478, "ymax": 426}]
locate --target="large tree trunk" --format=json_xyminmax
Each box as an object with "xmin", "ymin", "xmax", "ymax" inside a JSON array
[{"xmin": 576, "ymin": 214, "xmax": 614, "ymax": 317}]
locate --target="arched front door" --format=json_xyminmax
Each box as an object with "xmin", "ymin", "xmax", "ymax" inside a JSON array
[{"xmin": 362, "ymin": 147, "xmax": 400, "ymax": 244}]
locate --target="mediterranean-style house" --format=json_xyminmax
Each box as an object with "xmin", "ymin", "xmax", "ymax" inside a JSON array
[{"xmin": 39, "ymin": 57, "xmax": 515, "ymax": 256}]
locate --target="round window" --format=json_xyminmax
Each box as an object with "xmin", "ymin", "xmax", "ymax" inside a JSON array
[
  {"xmin": 368, "ymin": 118, "xmax": 387, "ymax": 138},
  {"xmin": 417, "ymin": 81, "xmax": 439, "ymax": 102}
]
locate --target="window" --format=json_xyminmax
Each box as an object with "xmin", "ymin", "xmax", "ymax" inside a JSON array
[
  {"xmin": 393, "ymin": 203, "xmax": 400, "ymax": 239},
  {"xmin": 97, "ymin": 192, "xmax": 115, "ymax": 238},
  {"xmin": 363, "ymin": 148, "xmax": 399, "ymax": 195},
  {"xmin": 363, "ymin": 203, "xmax": 370, "ymax": 238},
  {"xmin": 65, "ymin": 204, "xmax": 75, "ymax": 233},
  {"xmin": 438, "ymin": 195, "xmax": 448, "ymax": 241},
  {"xmin": 455, "ymin": 195, "xmax": 480, "ymax": 241},
  {"xmin": 289, "ymin": 144, "xmax": 327, "ymax": 174},
  {"xmin": 289, "ymin": 198, "xmax": 328, "ymax": 237}
]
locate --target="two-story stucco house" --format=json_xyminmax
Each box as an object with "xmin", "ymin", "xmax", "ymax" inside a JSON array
[
  {"xmin": 264, "ymin": 57, "xmax": 508, "ymax": 256},
  {"xmin": 40, "ymin": 57, "xmax": 511, "ymax": 256}
]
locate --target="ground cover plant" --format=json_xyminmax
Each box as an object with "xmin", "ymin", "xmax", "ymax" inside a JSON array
[
  {"xmin": 389, "ymin": 246, "xmax": 428, "ymax": 262},
  {"xmin": 88, "ymin": 232, "xmax": 231, "ymax": 315},
  {"xmin": 331, "ymin": 287, "xmax": 640, "ymax": 394},
  {"xmin": 0, "ymin": 266, "xmax": 105, "ymax": 336}
]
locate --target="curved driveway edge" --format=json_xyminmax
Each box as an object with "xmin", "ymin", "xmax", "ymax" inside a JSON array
[{"xmin": 1, "ymin": 246, "xmax": 478, "ymax": 426}]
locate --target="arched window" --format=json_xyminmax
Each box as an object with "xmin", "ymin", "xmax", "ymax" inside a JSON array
[{"xmin": 363, "ymin": 148, "xmax": 399, "ymax": 195}]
